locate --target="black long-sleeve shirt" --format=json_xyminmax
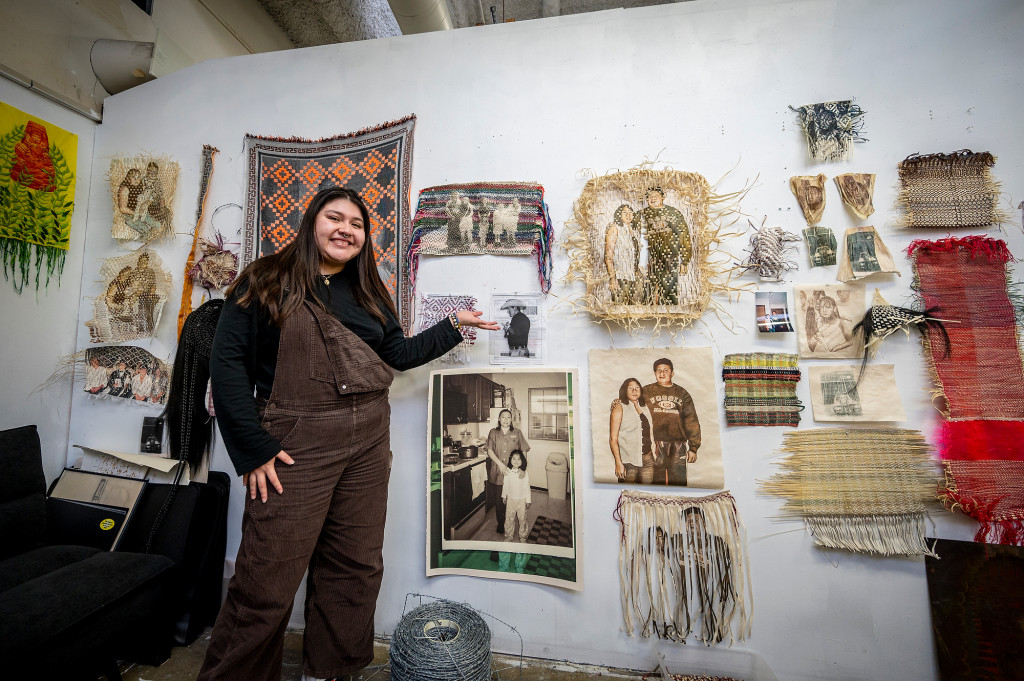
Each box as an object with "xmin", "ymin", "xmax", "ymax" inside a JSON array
[{"xmin": 210, "ymin": 268, "xmax": 462, "ymax": 475}]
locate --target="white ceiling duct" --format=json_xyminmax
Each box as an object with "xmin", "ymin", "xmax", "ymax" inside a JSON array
[
  {"xmin": 90, "ymin": 39, "xmax": 156, "ymax": 95},
  {"xmin": 387, "ymin": 0, "xmax": 454, "ymax": 33}
]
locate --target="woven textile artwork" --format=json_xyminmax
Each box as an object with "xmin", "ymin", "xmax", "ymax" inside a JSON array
[
  {"xmin": 0, "ymin": 101, "xmax": 77, "ymax": 293},
  {"xmin": 789, "ymin": 174, "xmax": 826, "ymax": 224},
  {"xmin": 897, "ymin": 150, "xmax": 1009, "ymax": 229},
  {"xmin": 738, "ymin": 220, "xmax": 799, "ymax": 282},
  {"xmin": 834, "ymin": 173, "xmax": 875, "ymax": 219},
  {"xmin": 85, "ymin": 250, "xmax": 172, "ymax": 343},
  {"xmin": 81, "ymin": 345, "xmax": 171, "ymax": 405},
  {"xmin": 760, "ymin": 428, "xmax": 939, "ymax": 556},
  {"xmin": 722, "ymin": 353, "xmax": 802, "ymax": 427},
  {"xmin": 589, "ymin": 347, "xmax": 724, "ymax": 488},
  {"xmin": 807, "ymin": 364, "xmax": 906, "ymax": 422},
  {"xmin": 242, "ymin": 116, "xmax": 416, "ymax": 329},
  {"xmin": 910, "ymin": 236, "xmax": 1024, "ymax": 544},
  {"xmin": 926, "ymin": 538, "xmax": 1024, "ymax": 681},
  {"xmin": 416, "ymin": 294, "xmax": 477, "ymax": 364},
  {"xmin": 789, "ymin": 100, "xmax": 866, "ymax": 162},
  {"xmin": 109, "ymin": 156, "xmax": 178, "ymax": 243},
  {"xmin": 794, "ymin": 283, "xmax": 864, "ymax": 359},
  {"xmin": 407, "ymin": 182, "xmax": 554, "ymax": 300},
  {"xmin": 176, "ymin": 144, "xmax": 219, "ymax": 337},
  {"xmin": 615, "ymin": 490, "xmax": 752, "ymax": 645},
  {"xmin": 802, "ymin": 226, "xmax": 837, "ymax": 267},
  {"xmin": 837, "ymin": 225, "xmax": 899, "ymax": 282},
  {"xmin": 565, "ymin": 165, "xmax": 742, "ymax": 329}
]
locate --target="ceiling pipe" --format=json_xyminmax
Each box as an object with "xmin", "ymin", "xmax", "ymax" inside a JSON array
[
  {"xmin": 89, "ymin": 39, "xmax": 157, "ymax": 95},
  {"xmin": 387, "ymin": 0, "xmax": 453, "ymax": 34}
]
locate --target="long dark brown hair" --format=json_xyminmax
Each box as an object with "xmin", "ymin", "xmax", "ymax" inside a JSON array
[{"xmin": 227, "ymin": 186, "xmax": 398, "ymax": 326}]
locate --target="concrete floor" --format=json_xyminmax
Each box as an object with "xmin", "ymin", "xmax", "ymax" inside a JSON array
[{"xmin": 115, "ymin": 628, "xmax": 650, "ymax": 681}]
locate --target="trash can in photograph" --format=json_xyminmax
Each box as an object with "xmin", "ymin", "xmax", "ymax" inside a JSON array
[{"xmin": 545, "ymin": 452, "xmax": 569, "ymax": 500}]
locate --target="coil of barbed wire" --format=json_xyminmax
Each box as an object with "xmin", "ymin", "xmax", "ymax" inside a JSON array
[{"xmin": 390, "ymin": 599, "xmax": 492, "ymax": 681}]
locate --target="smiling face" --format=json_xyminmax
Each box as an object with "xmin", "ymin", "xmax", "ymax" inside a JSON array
[
  {"xmin": 315, "ymin": 198, "xmax": 366, "ymax": 274},
  {"xmin": 647, "ymin": 190, "xmax": 664, "ymax": 208},
  {"xmin": 654, "ymin": 363, "xmax": 674, "ymax": 387}
]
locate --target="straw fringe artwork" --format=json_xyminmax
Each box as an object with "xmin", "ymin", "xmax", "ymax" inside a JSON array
[
  {"xmin": 896, "ymin": 150, "xmax": 1011, "ymax": 229},
  {"xmin": 109, "ymin": 156, "xmax": 178, "ymax": 243},
  {"xmin": 760, "ymin": 428, "xmax": 939, "ymax": 556},
  {"xmin": 417, "ymin": 294, "xmax": 478, "ymax": 364},
  {"xmin": 0, "ymin": 101, "xmax": 77, "ymax": 293},
  {"xmin": 242, "ymin": 115, "xmax": 416, "ymax": 329},
  {"xmin": 85, "ymin": 249, "xmax": 172, "ymax": 343},
  {"xmin": 836, "ymin": 225, "xmax": 899, "ymax": 282},
  {"xmin": 738, "ymin": 220, "xmax": 799, "ymax": 282},
  {"xmin": 614, "ymin": 490, "xmax": 752, "ymax": 645},
  {"xmin": 910, "ymin": 235, "xmax": 1024, "ymax": 544},
  {"xmin": 789, "ymin": 100, "xmax": 866, "ymax": 162},
  {"xmin": 722, "ymin": 353, "xmax": 802, "ymax": 427},
  {"xmin": 789, "ymin": 174, "xmax": 826, "ymax": 225},
  {"xmin": 834, "ymin": 173, "xmax": 875, "ymax": 219},
  {"xmin": 564, "ymin": 164, "xmax": 744, "ymax": 331}
]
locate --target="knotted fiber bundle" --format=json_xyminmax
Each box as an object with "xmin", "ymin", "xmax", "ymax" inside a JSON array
[
  {"xmin": 615, "ymin": 490, "xmax": 752, "ymax": 646},
  {"xmin": 761, "ymin": 428, "xmax": 939, "ymax": 556}
]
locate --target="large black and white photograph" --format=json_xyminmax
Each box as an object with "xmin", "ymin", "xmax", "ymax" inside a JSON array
[
  {"xmin": 427, "ymin": 368, "xmax": 581, "ymax": 589},
  {"xmin": 489, "ymin": 292, "xmax": 544, "ymax": 365}
]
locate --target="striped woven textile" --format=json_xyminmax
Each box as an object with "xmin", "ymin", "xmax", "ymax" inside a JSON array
[{"xmin": 722, "ymin": 353, "xmax": 802, "ymax": 426}]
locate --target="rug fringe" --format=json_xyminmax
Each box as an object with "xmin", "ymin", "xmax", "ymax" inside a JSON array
[{"xmin": 804, "ymin": 513, "xmax": 937, "ymax": 557}]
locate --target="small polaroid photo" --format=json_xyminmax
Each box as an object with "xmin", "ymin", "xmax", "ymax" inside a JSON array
[
  {"xmin": 756, "ymin": 291, "xmax": 794, "ymax": 333},
  {"xmin": 139, "ymin": 416, "xmax": 165, "ymax": 456},
  {"xmin": 490, "ymin": 293, "xmax": 544, "ymax": 365}
]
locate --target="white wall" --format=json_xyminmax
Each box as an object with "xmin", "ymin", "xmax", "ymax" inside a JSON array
[
  {"xmin": 68, "ymin": 1, "xmax": 1023, "ymax": 679},
  {"xmin": 0, "ymin": 79, "xmax": 96, "ymax": 484}
]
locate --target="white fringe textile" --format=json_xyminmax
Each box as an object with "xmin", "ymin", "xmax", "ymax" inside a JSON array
[{"xmin": 616, "ymin": 490, "xmax": 752, "ymax": 646}]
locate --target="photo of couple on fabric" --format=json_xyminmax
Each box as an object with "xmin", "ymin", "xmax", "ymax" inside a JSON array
[{"xmin": 197, "ymin": 185, "xmax": 499, "ymax": 681}]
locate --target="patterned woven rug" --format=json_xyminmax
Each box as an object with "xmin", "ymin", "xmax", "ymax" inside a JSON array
[
  {"xmin": 417, "ymin": 293, "xmax": 477, "ymax": 363},
  {"xmin": 525, "ymin": 515, "xmax": 572, "ymax": 548},
  {"xmin": 910, "ymin": 235, "xmax": 1024, "ymax": 544},
  {"xmin": 761, "ymin": 428, "xmax": 939, "ymax": 556},
  {"xmin": 897, "ymin": 150, "xmax": 1008, "ymax": 229},
  {"xmin": 722, "ymin": 353, "xmax": 802, "ymax": 426},
  {"xmin": 241, "ymin": 115, "xmax": 416, "ymax": 329}
]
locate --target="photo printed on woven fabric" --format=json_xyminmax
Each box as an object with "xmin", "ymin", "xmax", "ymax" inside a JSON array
[
  {"xmin": 794, "ymin": 283, "xmax": 865, "ymax": 359},
  {"xmin": 834, "ymin": 173, "xmax": 875, "ymax": 219},
  {"xmin": 490, "ymin": 292, "xmax": 544, "ymax": 365},
  {"xmin": 85, "ymin": 249, "xmax": 172, "ymax": 343},
  {"xmin": 426, "ymin": 368, "xmax": 582, "ymax": 590},
  {"xmin": 109, "ymin": 156, "xmax": 178, "ymax": 242},
  {"xmin": 589, "ymin": 347, "xmax": 724, "ymax": 489},
  {"xmin": 837, "ymin": 226, "xmax": 899, "ymax": 282},
  {"xmin": 789, "ymin": 174, "xmax": 827, "ymax": 225},
  {"xmin": 803, "ymin": 226, "xmax": 838, "ymax": 267},
  {"xmin": 756, "ymin": 291, "xmax": 795, "ymax": 333},
  {"xmin": 82, "ymin": 345, "xmax": 172, "ymax": 406},
  {"xmin": 808, "ymin": 364, "xmax": 906, "ymax": 422}
]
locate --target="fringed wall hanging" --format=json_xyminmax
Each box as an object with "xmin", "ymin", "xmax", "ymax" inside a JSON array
[
  {"xmin": 564, "ymin": 164, "xmax": 744, "ymax": 332},
  {"xmin": 417, "ymin": 293, "xmax": 478, "ymax": 364},
  {"xmin": 789, "ymin": 100, "xmax": 866, "ymax": 161},
  {"xmin": 407, "ymin": 183, "xmax": 553, "ymax": 310},
  {"xmin": 926, "ymin": 539, "xmax": 1024, "ymax": 681},
  {"xmin": 834, "ymin": 173, "xmax": 875, "ymax": 219},
  {"xmin": 794, "ymin": 283, "xmax": 864, "ymax": 359},
  {"xmin": 738, "ymin": 219, "xmax": 799, "ymax": 282},
  {"xmin": 614, "ymin": 490, "xmax": 752, "ymax": 645},
  {"xmin": 589, "ymin": 347, "xmax": 724, "ymax": 488},
  {"xmin": 242, "ymin": 115, "xmax": 416, "ymax": 329},
  {"xmin": 896, "ymin": 150, "xmax": 1010, "ymax": 229},
  {"xmin": 0, "ymin": 101, "xmax": 77, "ymax": 293},
  {"xmin": 175, "ymin": 144, "xmax": 219, "ymax": 338},
  {"xmin": 109, "ymin": 155, "xmax": 178, "ymax": 243},
  {"xmin": 760, "ymin": 428, "xmax": 939, "ymax": 556},
  {"xmin": 80, "ymin": 345, "xmax": 171, "ymax": 404},
  {"xmin": 836, "ymin": 225, "xmax": 899, "ymax": 282},
  {"xmin": 807, "ymin": 364, "xmax": 906, "ymax": 422},
  {"xmin": 85, "ymin": 249, "xmax": 172, "ymax": 343},
  {"xmin": 722, "ymin": 353, "xmax": 802, "ymax": 427},
  {"xmin": 789, "ymin": 174, "xmax": 826, "ymax": 224},
  {"xmin": 802, "ymin": 226, "xmax": 837, "ymax": 267},
  {"xmin": 909, "ymin": 236, "xmax": 1024, "ymax": 544}
]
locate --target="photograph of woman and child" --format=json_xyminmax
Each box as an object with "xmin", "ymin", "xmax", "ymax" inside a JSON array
[{"xmin": 795, "ymin": 283, "xmax": 865, "ymax": 359}]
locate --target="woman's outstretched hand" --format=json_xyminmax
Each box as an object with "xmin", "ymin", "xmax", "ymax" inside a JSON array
[
  {"xmin": 457, "ymin": 310, "xmax": 501, "ymax": 331},
  {"xmin": 243, "ymin": 450, "xmax": 295, "ymax": 502}
]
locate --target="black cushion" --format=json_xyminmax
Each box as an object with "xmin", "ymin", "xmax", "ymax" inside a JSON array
[
  {"xmin": 0, "ymin": 544, "xmax": 101, "ymax": 593},
  {"xmin": 0, "ymin": 425, "xmax": 47, "ymax": 559}
]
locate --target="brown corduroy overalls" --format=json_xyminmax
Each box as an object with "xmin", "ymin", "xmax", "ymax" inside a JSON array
[{"xmin": 199, "ymin": 300, "xmax": 394, "ymax": 681}]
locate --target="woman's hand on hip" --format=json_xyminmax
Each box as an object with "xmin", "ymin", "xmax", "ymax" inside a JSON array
[
  {"xmin": 457, "ymin": 310, "xmax": 501, "ymax": 331},
  {"xmin": 243, "ymin": 450, "xmax": 295, "ymax": 502}
]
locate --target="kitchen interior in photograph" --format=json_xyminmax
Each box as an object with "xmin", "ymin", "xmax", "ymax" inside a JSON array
[{"xmin": 439, "ymin": 372, "xmax": 571, "ymax": 542}]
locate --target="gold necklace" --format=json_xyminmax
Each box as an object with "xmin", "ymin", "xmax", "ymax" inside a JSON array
[{"xmin": 322, "ymin": 272, "xmax": 331, "ymax": 286}]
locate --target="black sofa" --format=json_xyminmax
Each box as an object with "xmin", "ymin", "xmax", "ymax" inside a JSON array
[{"xmin": 0, "ymin": 424, "xmax": 228, "ymax": 680}]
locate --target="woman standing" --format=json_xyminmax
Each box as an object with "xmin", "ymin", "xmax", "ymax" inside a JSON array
[
  {"xmin": 485, "ymin": 408, "xmax": 530, "ymax": 534},
  {"xmin": 200, "ymin": 187, "xmax": 497, "ymax": 681},
  {"xmin": 603, "ymin": 203, "xmax": 640, "ymax": 304},
  {"xmin": 609, "ymin": 377, "xmax": 654, "ymax": 484}
]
